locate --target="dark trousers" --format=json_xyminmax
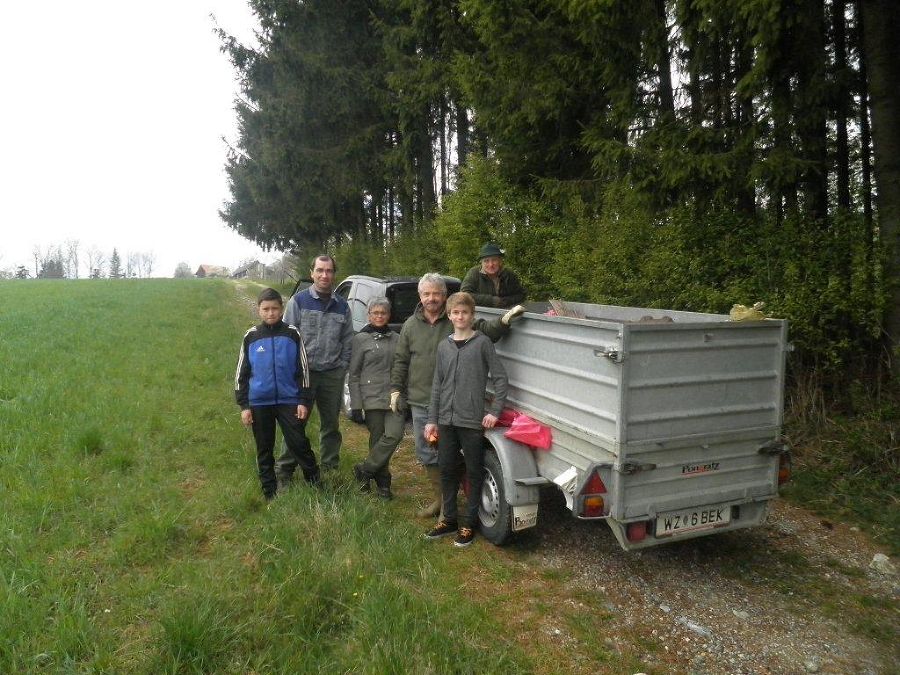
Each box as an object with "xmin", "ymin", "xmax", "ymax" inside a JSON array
[
  {"xmin": 276, "ymin": 367, "xmax": 345, "ymax": 476},
  {"xmin": 437, "ymin": 424, "xmax": 485, "ymax": 528},
  {"xmin": 251, "ymin": 405, "xmax": 318, "ymax": 496}
]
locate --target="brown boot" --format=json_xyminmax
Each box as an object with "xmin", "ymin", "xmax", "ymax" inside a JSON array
[{"xmin": 417, "ymin": 465, "xmax": 443, "ymax": 518}]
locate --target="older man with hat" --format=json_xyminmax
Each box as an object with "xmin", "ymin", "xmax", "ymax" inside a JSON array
[{"xmin": 460, "ymin": 243, "xmax": 526, "ymax": 308}]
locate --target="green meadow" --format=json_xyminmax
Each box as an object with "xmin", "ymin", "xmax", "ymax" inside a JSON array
[{"xmin": 0, "ymin": 279, "xmax": 552, "ymax": 674}]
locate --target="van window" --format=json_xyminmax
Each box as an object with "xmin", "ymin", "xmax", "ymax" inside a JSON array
[
  {"xmin": 351, "ymin": 296, "xmax": 369, "ymax": 325},
  {"xmin": 388, "ymin": 286, "xmax": 420, "ymax": 323},
  {"xmin": 348, "ymin": 282, "xmax": 372, "ymax": 328},
  {"xmin": 335, "ymin": 282, "xmax": 352, "ymax": 300}
]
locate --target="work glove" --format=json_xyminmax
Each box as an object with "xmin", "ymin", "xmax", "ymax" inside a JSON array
[
  {"xmin": 729, "ymin": 301, "xmax": 766, "ymax": 322},
  {"xmin": 390, "ymin": 391, "xmax": 401, "ymax": 414},
  {"xmin": 501, "ymin": 304, "xmax": 525, "ymax": 326},
  {"xmin": 350, "ymin": 409, "xmax": 365, "ymax": 425}
]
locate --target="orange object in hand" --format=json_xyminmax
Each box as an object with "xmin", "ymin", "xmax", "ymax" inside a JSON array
[{"xmin": 426, "ymin": 430, "xmax": 439, "ymax": 444}]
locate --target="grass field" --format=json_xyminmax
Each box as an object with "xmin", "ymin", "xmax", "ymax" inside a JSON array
[
  {"xmin": 0, "ymin": 279, "xmax": 649, "ymax": 674},
  {"xmin": 3, "ymin": 279, "xmax": 895, "ymax": 674}
]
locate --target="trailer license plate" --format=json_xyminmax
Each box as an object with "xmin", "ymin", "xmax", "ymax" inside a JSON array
[
  {"xmin": 512, "ymin": 504, "xmax": 538, "ymax": 531},
  {"xmin": 655, "ymin": 505, "xmax": 730, "ymax": 537}
]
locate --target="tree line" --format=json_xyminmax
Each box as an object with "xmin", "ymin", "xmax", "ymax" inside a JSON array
[
  {"xmin": 220, "ymin": 0, "xmax": 899, "ymax": 391},
  {"xmin": 2, "ymin": 243, "xmax": 156, "ymax": 280}
]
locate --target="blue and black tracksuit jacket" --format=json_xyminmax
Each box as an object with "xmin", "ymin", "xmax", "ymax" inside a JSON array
[{"xmin": 235, "ymin": 321, "xmax": 312, "ymax": 410}]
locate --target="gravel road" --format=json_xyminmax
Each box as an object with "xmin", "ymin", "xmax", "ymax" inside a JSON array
[{"xmin": 502, "ymin": 487, "xmax": 898, "ymax": 674}]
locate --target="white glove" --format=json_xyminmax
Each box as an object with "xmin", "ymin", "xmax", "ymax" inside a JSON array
[
  {"xmin": 501, "ymin": 305, "xmax": 525, "ymax": 326},
  {"xmin": 390, "ymin": 391, "xmax": 401, "ymax": 414}
]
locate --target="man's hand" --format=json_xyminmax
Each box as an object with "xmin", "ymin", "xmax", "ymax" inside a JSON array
[
  {"xmin": 482, "ymin": 413, "xmax": 498, "ymax": 429},
  {"xmin": 501, "ymin": 305, "xmax": 525, "ymax": 325},
  {"xmin": 390, "ymin": 391, "xmax": 401, "ymax": 414},
  {"xmin": 350, "ymin": 409, "xmax": 365, "ymax": 424},
  {"xmin": 241, "ymin": 409, "xmax": 253, "ymax": 427},
  {"xmin": 296, "ymin": 405, "xmax": 309, "ymax": 421}
]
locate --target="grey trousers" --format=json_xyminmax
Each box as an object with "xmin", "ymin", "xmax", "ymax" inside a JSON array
[
  {"xmin": 410, "ymin": 405, "xmax": 438, "ymax": 466},
  {"xmin": 356, "ymin": 408, "xmax": 405, "ymax": 480},
  {"xmin": 276, "ymin": 367, "xmax": 345, "ymax": 477}
]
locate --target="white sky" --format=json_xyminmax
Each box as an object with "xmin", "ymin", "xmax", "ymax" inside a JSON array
[{"xmin": 0, "ymin": 1, "xmax": 278, "ymax": 277}]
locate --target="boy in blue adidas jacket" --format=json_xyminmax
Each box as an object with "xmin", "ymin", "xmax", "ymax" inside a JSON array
[{"xmin": 235, "ymin": 288, "xmax": 318, "ymax": 499}]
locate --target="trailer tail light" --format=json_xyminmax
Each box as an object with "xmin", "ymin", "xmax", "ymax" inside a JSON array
[
  {"xmin": 777, "ymin": 452, "xmax": 792, "ymax": 485},
  {"xmin": 579, "ymin": 469, "xmax": 607, "ymax": 517},
  {"xmin": 626, "ymin": 521, "xmax": 647, "ymax": 542}
]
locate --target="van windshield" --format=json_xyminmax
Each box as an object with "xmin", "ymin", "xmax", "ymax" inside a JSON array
[{"xmin": 387, "ymin": 285, "xmax": 420, "ymax": 323}]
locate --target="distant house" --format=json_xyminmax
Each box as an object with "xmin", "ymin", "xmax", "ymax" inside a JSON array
[
  {"xmin": 195, "ymin": 264, "xmax": 229, "ymax": 278},
  {"xmin": 231, "ymin": 260, "xmax": 268, "ymax": 279}
]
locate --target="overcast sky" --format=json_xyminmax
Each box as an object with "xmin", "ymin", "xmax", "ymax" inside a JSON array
[{"xmin": 0, "ymin": 1, "xmax": 275, "ymax": 277}]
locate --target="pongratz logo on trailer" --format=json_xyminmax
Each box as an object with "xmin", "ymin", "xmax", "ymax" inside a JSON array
[{"xmin": 681, "ymin": 461, "xmax": 720, "ymax": 476}]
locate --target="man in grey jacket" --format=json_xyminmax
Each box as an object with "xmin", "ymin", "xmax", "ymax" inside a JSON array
[
  {"xmin": 390, "ymin": 273, "xmax": 523, "ymax": 518},
  {"xmin": 276, "ymin": 255, "xmax": 353, "ymax": 480}
]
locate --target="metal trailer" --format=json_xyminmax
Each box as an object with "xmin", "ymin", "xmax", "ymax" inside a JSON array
[{"xmin": 474, "ymin": 301, "xmax": 791, "ymax": 551}]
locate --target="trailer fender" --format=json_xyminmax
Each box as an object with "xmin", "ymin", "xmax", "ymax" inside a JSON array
[{"xmin": 483, "ymin": 429, "xmax": 541, "ymax": 506}]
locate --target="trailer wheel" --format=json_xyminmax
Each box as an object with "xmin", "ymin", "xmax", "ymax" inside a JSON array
[{"xmin": 479, "ymin": 449, "xmax": 512, "ymax": 545}]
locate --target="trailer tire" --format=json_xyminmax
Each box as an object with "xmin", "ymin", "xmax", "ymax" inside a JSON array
[{"xmin": 479, "ymin": 449, "xmax": 513, "ymax": 545}]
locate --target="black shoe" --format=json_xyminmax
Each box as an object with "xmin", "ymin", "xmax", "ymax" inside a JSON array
[
  {"xmin": 374, "ymin": 473, "xmax": 392, "ymax": 500},
  {"xmin": 353, "ymin": 464, "xmax": 371, "ymax": 493},
  {"xmin": 424, "ymin": 520, "xmax": 458, "ymax": 539},
  {"xmin": 453, "ymin": 527, "xmax": 475, "ymax": 548}
]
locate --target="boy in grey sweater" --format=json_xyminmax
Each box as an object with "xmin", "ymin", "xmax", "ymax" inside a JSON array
[{"xmin": 424, "ymin": 292, "xmax": 508, "ymax": 547}]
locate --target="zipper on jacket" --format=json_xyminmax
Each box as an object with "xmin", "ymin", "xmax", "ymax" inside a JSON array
[
  {"xmin": 270, "ymin": 334, "xmax": 280, "ymax": 405},
  {"xmin": 448, "ymin": 334, "xmax": 472, "ymax": 423}
]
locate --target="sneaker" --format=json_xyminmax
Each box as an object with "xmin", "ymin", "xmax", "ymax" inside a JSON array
[
  {"xmin": 453, "ymin": 527, "xmax": 475, "ymax": 548},
  {"xmin": 424, "ymin": 520, "xmax": 458, "ymax": 539}
]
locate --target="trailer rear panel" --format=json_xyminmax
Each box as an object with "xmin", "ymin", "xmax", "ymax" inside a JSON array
[{"xmin": 477, "ymin": 302, "xmax": 789, "ymax": 549}]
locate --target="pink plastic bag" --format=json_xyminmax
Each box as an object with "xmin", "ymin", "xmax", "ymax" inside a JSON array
[
  {"xmin": 496, "ymin": 408, "xmax": 519, "ymax": 428},
  {"xmin": 503, "ymin": 413, "xmax": 553, "ymax": 450}
]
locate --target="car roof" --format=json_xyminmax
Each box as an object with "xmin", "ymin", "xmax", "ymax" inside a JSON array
[{"xmin": 340, "ymin": 274, "xmax": 460, "ymax": 284}]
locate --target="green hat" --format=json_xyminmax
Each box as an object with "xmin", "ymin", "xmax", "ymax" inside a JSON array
[{"xmin": 478, "ymin": 243, "xmax": 504, "ymax": 259}]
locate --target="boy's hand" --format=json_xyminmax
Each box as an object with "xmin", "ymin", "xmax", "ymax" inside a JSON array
[
  {"xmin": 390, "ymin": 391, "xmax": 401, "ymax": 414},
  {"xmin": 424, "ymin": 423, "xmax": 438, "ymax": 443},
  {"xmin": 241, "ymin": 409, "xmax": 253, "ymax": 427},
  {"xmin": 296, "ymin": 405, "xmax": 309, "ymax": 420},
  {"xmin": 482, "ymin": 413, "xmax": 498, "ymax": 429}
]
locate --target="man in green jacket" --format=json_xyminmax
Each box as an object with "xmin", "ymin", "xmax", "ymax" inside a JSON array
[
  {"xmin": 460, "ymin": 242, "xmax": 526, "ymax": 308},
  {"xmin": 390, "ymin": 273, "xmax": 523, "ymax": 518}
]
